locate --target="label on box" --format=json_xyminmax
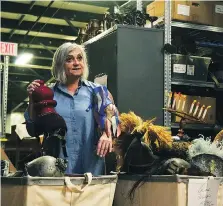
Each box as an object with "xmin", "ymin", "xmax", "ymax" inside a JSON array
[
  {"xmin": 173, "ymin": 64, "xmax": 186, "ymax": 73},
  {"xmin": 215, "ymin": 5, "xmax": 223, "ymax": 14},
  {"xmin": 177, "ymin": 4, "xmax": 190, "ymax": 16},
  {"xmin": 187, "ymin": 65, "xmax": 195, "ymax": 76},
  {"xmin": 187, "ymin": 178, "xmax": 220, "ymax": 206}
]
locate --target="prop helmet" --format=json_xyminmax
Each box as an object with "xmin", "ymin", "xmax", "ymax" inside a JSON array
[
  {"xmin": 25, "ymin": 156, "xmax": 67, "ymax": 177},
  {"xmin": 190, "ymin": 154, "xmax": 223, "ymax": 177}
]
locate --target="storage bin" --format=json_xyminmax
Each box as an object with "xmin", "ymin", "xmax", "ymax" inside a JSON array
[
  {"xmin": 172, "ymin": 54, "xmax": 211, "ymax": 82},
  {"xmin": 113, "ymin": 175, "xmax": 223, "ymax": 206},
  {"xmin": 1, "ymin": 173, "xmax": 117, "ymax": 206}
]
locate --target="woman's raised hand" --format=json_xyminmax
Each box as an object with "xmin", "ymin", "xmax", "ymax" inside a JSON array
[{"xmin": 27, "ymin": 80, "xmax": 41, "ymax": 95}]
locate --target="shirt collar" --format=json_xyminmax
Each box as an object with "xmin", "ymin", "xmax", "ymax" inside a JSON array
[{"xmin": 55, "ymin": 79, "xmax": 87, "ymax": 94}]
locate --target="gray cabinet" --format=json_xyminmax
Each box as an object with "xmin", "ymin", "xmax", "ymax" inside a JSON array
[{"xmin": 85, "ymin": 25, "xmax": 164, "ymax": 125}]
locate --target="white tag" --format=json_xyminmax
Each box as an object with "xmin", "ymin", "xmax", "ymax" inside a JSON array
[
  {"xmin": 215, "ymin": 5, "xmax": 223, "ymax": 14},
  {"xmin": 187, "ymin": 178, "xmax": 220, "ymax": 206},
  {"xmin": 187, "ymin": 65, "xmax": 195, "ymax": 76},
  {"xmin": 177, "ymin": 4, "xmax": 190, "ymax": 16},
  {"xmin": 173, "ymin": 64, "xmax": 186, "ymax": 73}
]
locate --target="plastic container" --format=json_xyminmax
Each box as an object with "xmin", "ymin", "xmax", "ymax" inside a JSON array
[{"xmin": 172, "ymin": 54, "xmax": 211, "ymax": 82}]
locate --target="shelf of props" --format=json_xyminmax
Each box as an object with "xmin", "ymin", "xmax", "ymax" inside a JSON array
[
  {"xmin": 165, "ymin": 92, "xmax": 215, "ymax": 134},
  {"xmin": 166, "ymin": 91, "xmax": 223, "ymax": 133},
  {"xmin": 165, "ymin": 108, "xmax": 205, "ymax": 123},
  {"xmin": 166, "ymin": 92, "xmax": 212, "ymax": 120}
]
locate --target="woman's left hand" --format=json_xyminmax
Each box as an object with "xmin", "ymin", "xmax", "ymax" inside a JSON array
[{"xmin": 97, "ymin": 132, "xmax": 112, "ymax": 157}]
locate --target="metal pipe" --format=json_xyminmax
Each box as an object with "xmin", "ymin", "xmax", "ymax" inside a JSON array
[
  {"xmin": 0, "ymin": 62, "xmax": 51, "ymax": 70},
  {"xmin": 19, "ymin": 1, "xmax": 62, "ymax": 54},
  {"xmin": 9, "ymin": 15, "xmax": 25, "ymax": 39},
  {"xmin": 40, "ymin": 43, "xmax": 54, "ymax": 55},
  {"xmin": 29, "ymin": 1, "xmax": 36, "ymax": 11},
  {"xmin": 64, "ymin": 17, "xmax": 79, "ymax": 33},
  {"xmin": 19, "ymin": 1, "xmax": 54, "ymax": 46},
  {"xmin": 8, "ymin": 1, "xmax": 35, "ymax": 40}
]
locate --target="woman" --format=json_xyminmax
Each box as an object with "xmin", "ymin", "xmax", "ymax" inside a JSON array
[{"xmin": 25, "ymin": 42, "xmax": 120, "ymax": 175}]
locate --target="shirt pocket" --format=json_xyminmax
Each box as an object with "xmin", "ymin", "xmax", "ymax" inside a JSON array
[
  {"xmin": 55, "ymin": 97, "xmax": 72, "ymax": 119},
  {"xmin": 75, "ymin": 92, "xmax": 93, "ymax": 112}
]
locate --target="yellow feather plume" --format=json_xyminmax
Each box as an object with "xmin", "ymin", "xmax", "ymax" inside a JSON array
[
  {"xmin": 119, "ymin": 112, "xmax": 173, "ymax": 150},
  {"xmin": 119, "ymin": 111, "xmax": 143, "ymax": 134}
]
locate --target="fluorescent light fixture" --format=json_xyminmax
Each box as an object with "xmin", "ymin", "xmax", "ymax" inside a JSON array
[{"xmin": 15, "ymin": 53, "xmax": 33, "ymax": 65}]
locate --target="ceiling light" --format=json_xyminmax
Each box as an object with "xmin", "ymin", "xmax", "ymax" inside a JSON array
[{"xmin": 15, "ymin": 53, "xmax": 33, "ymax": 65}]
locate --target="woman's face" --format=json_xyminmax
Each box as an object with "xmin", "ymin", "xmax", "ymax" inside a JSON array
[{"xmin": 64, "ymin": 48, "xmax": 84, "ymax": 79}]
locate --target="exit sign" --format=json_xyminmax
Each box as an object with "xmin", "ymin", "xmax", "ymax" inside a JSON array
[{"xmin": 0, "ymin": 41, "xmax": 18, "ymax": 56}]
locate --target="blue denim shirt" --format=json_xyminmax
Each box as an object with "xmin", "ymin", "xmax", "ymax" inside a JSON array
[{"xmin": 24, "ymin": 80, "xmax": 112, "ymax": 176}]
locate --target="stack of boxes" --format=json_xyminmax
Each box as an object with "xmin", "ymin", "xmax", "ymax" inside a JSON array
[{"xmin": 147, "ymin": 1, "xmax": 223, "ymax": 27}]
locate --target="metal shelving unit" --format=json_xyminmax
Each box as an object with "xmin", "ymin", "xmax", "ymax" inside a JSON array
[
  {"xmin": 171, "ymin": 79, "xmax": 215, "ymax": 88},
  {"xmin": 163, "ymin": 1, "xmax": 223, "ymax": 130},
  {"xmin": 163, "ymin": 0, "xmax": 172, "ymax": 127},
  {"xmin": 171, "ymin": 122, "xmax": 216, "ymax": 131},
  {"xmin": 171, "ymin": 122, "xmax": 223, "ymax": 133}
]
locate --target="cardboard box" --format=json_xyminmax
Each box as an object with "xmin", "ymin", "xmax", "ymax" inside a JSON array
[
  {"xmin": 212, "ymin": 2, "xmax": 223, "ymax": 27},
  {"xmin": 1, "ymin": 148, "xmax": 17, "ymax": 172},
  {"xmin": 174, "ymin": 95, "xmax": 216, "ymax": 124},
  {"xmin": 147, "ymin": 1, "xmax": 213, "ymax": 25}
]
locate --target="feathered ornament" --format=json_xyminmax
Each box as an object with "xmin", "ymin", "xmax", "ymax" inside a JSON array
[
  {"xmin": 114, "ymin": 112, "xmax": 174, "ymax": 171},
  {"xmin": 188, "ymin": 137, "xmax": 223, "ymax": 159},
  {"xmin": 119, "ymin": 111, "xmax": 143, "ymax": 134},
  {"xmin": 118, "ymin": 111, "xmax": 173, "ymax": 150},
  {"xmin": 187, "ymin": 137, "xmax": 223, "ymax": 177}
]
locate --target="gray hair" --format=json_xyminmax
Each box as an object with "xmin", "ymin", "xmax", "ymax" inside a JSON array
[{"xmin": 52, "ymin": 42, "xmax": 89, "ymax": 84}]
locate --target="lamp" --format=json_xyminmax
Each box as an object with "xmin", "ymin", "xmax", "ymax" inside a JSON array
[{"xmin": 15, "ymin": 53, "xmax": 33, "ymax": 65}]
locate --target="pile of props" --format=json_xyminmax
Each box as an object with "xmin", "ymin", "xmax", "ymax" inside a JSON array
[
  {"xmin": 113, "ymin": 111, "xmax": 223, "ymax": 198},
  {"xmin": 1, "ymin": 80, "xmax": 69, "ymax": 177},
  {"xmin": 113, "ymin": 111, "xmax": 223, "ymax": 176},
  {"xmin": 76, "ymin": 10, "xmax": 157, "ymax": 44}
]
